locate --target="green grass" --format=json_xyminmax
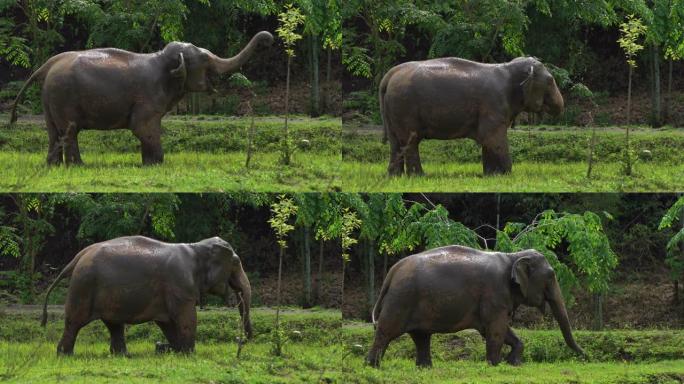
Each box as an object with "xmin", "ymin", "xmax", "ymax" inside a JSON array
[
  {"xmin": 0, "ymin": 115, "xmax": 341, "ymax": 192},
  {"xmin": 342, "ymin": 125, "xmax": 684, "ymax": 192},
  {"xmin": 341, "ymin": 161, "xmax": 684, "ymax": 192},
  {"xmin": 2, "ymin": 310, "xmax": 684, "ymax": 383}
]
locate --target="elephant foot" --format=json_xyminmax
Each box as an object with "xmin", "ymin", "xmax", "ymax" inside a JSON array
[
  {"xmin": 155, "ymin": 342, "xmax": 173, "ymax": 354},
  {"xmin": 365, "ymin": 354, "xmax": 381, "ymax": 368},
  {"xmin": 506, "ymin": 354, "xmax": 522, "ymax": 366},
  {"xmin": 110, "ymin": 349, "xmax": 130, "ymax": 357},
  {"xmin": 415, "ymin": 360, "xmax": 432, "ymax": 368}
]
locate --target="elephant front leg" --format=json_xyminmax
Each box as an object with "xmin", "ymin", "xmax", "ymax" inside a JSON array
[
  {"xmin": 132, "ymin": 115, "xmax": 164, "ymax": 165},
  {"xmin": 104, "ymin": 321, "xmax": 129, "ymax": 356},
  {"xmin": 171, "ymin": 304, "xmax": 197, "ymax": 353},
  {"xmin": 504, "ymin": 327, "xmax": 523, "ymax": 366},
  {"xmin": 483, "ymin": 317, "xmax": 508, "ymax": 366},
  {"xmin": 481, "ymin": 134, "xmax": 512, "ymax": 175},
  {"xmin": 409, "ymin": 331, "xmax": 432, "ymax": 368}
]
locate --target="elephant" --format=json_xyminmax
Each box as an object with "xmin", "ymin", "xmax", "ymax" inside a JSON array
[
  {"xmin": 379, "ymin": 56, "xmax": 564, "ymax": 176},
  {"xmin": 9, "ymin": 31, "xmax": 274, "ymax": 165},
  {"xmin": 366, "ymin": 245, "xmax": 585, "ymax": 368},
  {"xmin": 40, "ymin": 236, "xmax": 252, "ymax": 356}
]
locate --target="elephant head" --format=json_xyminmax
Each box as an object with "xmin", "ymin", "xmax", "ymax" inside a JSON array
[
  {"xmin": 162, "ymin": 31, "xmax": 274, "ymax": 93},
  {"xmin": 201, "ymin": 237, "xmax": 253, "ymax": 339},
  {"xmin": 511, "ymin": 251, "xmax": 585, "ymax": 357},
  {"xmin": 516, "ymin": 58, "xmax": 564, "ymax": 116}
]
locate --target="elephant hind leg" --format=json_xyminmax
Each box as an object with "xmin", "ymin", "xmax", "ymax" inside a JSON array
[
  {"xmin": 504, "ymin": 327, "xmax": 523, "ymax": 366},
  {"xmin": 45, "ymin": 113, "xmax": 64, "ymax": 166},
  {"xmin": 366, "ymin": 325, "xmax": 403, "ymax": 368},
  {"xmin": 63, "ymin": 122, "xmax": 83, "ymax": 166},
  {"xmin": 409, "ymin": 331, "xmax": 432, "ymax": 367},
  {"xmin": 57, "ymin": 317, "xmax": 89, "ymax": 355},
  {"xmin": 103, "ymin": 321, "xmax": 128, "ymax": 356},
  {"xmin": 387, "ymin": 136, "xmax": 405, "ymax": 176},
  {"xmin": 404, "ymin": 134, "xmax": 424, "ymax": 176}
]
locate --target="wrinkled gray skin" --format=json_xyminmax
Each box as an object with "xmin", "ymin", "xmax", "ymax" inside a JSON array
[
  {"xmin": 366, "ymin": 245, "xmax": 585, "ymax": 368},
  {"xmin": 9, "ymin": 31, "xmax": 273, "ymax": 165},
  {"xmin": 379, "ymin": 57, "xmax": 564, "ymax": 176},
  {"xmin": 41, "ymin": 236, "xmax": 252, "ymax": 356}
]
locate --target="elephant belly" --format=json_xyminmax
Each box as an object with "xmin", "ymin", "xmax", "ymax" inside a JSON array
[
  {"xmin": 93, "ymin": 280, "xmax": 169, "ymax": 324},
  {"xmin": 410, "ymin": 291, "xmax": 479, "ymax": 333}
]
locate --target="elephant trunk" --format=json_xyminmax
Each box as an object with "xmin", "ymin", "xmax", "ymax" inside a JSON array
[
  {"xmin": 230, "ymin": 263, "xmax": 253, "ymax": 339},
  {"xmin": 544, "ymin": 79, "xmax": 564, "ymax": 116},
  {"xmin": 209, "ymin": 31, "xmax": 274, "ymax": 74},
  {"xmin": 547, "ymin": 279, "xmax": 585, "ymax": 357}
]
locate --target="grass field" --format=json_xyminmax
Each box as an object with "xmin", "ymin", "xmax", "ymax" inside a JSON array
[
  {"xmin": 0, "ymin": 115, "xmax": 341, "ymax": 192},
  {"xmin": 342, "ymin": 125, "xmax": 684, "ymax": 192},
  {"xmin": 2, "ymin": 308, "xmax": 683, "ymax": 383}
]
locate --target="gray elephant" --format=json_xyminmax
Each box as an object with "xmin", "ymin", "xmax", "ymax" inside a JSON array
[
  {"xmin": 366, "ymin": 245, "xmax": 585, "ymax": 368},
  {"xmin": 379, "ymin": 57, "xmax": 564, "ymax": 176},
  {"xmin": 10, "ymin": 31, "xmax": 273, "ymax": 165},
  {"xmin": 41, "ymin": 236, "xmax": 252, "ymax": 355}
]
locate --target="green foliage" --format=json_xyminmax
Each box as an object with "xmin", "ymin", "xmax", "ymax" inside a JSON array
[
  {"xmin": 269, "ymin": 195, "xmax": 298, "ymax": 249},
  {"xmin": 495, "ymin": 209, "xmax": 618, "ymax": 301},
  {"xmin": 0, "ymin": 19, "xmax": 30, "ymax": 68},
  {"xmin": 340, "ymin": 208, "xmax": 361, "ymax": 264},
  {"xmin": 618, "ymin": 14, "xmax": 647, "ymax": 69},
  {"xmin": 58, "ymin": 194, "xmax": 180, "ymax": 243},
  {"xmin": 658, "ymin": 196, "xmax": 684, "ymax": 281},
  {"xmin": 277, "ymin": 3, "xmax": 305, "ymax": 57}
]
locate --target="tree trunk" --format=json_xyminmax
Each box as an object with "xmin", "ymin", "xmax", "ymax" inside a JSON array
[
  {"xmin": 368, "ymin": 240, "xmax": 375, "ymax": 316},
  {"xmin": 382, "ymin": 251, "xmax": 388, "ymax": 280},
  {"xmin": 587, "ymin": 124, "xmax": 597, "ymax": 178},
  {"xmin": 625, "ymin": 66, "xmax": 633, "ymax": 176},
  {"xmin": 664, "ymin": 59, "xmax": 673, "ymax": 124},
  {"xmin": 627, "ymin": 66, "xmax": 633, "ymax": 125},
  {"xmin": 303, "ymin": 225, "xmax": 312, "ymax": 308},
  {"xmin": 650, "ymin": 45, "xmax": 662, "ymax": 128},
  {"xmin": 282, "ymin": 56, "xmax": 292, "ymax": 165},
  {"xmin": 324, "ymin": 46, "xmax": 332, "ymax": 113},
  {"xmin": 314, "ymin": 238, "xmax": 324, "ymax": 304},
  {"xmin": 592, "ymin": 293, "xmax": 604, "ymax": 330},
  {"xmin": 309, "ymin": 34, "xmax": 320, "ymax": 117},
  {"xmin": 340, "ymin": 260, "xmax": 346, "ymax": 318}
]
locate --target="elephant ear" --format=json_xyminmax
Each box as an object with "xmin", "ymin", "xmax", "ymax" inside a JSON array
[
  {"xmin": 511, "ymin": 256, "xmax": 531, "ymax": 298},
  {"xmin": 520, "ymin": 63, "xmax": 544, "ymax": 111},
  {"xmin": 170, "ymin": 52, "xmax": 187, "ymax": 90}
]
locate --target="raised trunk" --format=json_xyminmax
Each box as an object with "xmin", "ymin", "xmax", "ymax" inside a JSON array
[
  {"xmin": 209, "ymin": 31, "xmax": 274, "ymax": 74},
  {"xmin": 547, "ymin": 280, "xmax": 585, "ymax": 356},
  {"xmin": 230, "ymin": 264, "xmax": 253, "ymax": 339}
]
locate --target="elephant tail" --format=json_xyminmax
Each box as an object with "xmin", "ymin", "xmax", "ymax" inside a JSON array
[
  {"xmin": 378, "ymin": 69, "xmax": 392, "ymax": 144},
  {"xmin": 41, "ymin": 248, "xmax": 85, "ymax": 326},
  {"xmin": 371, "ymin": 265, "xmax": 396, "ymax": 327},
  {"xmin": 9, "ymin": 55, "xmax": 59, "ymax": 125}
]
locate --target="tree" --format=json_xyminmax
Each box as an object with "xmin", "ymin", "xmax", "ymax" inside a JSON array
[
  {"xmin": 268, "ymin": 194, "xmax": 298, "ymax": 356},
  {"xmin": 276, "ymin": 3, "xmax": 305, "ymax": 165},
  {"xmin": 617, "ymin": 14, "xmax": 646, "ymax": 176},
  {"xmin": 339, "ymin": 207, "xmax": 361, "ymax": 316},
  {"xmin": 658, "ymin": 195, "xmax": 684, "ymax": 305},
  {"xmin": 496, "ymin": 209, "xmax": 618, "ymax": 329}
]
